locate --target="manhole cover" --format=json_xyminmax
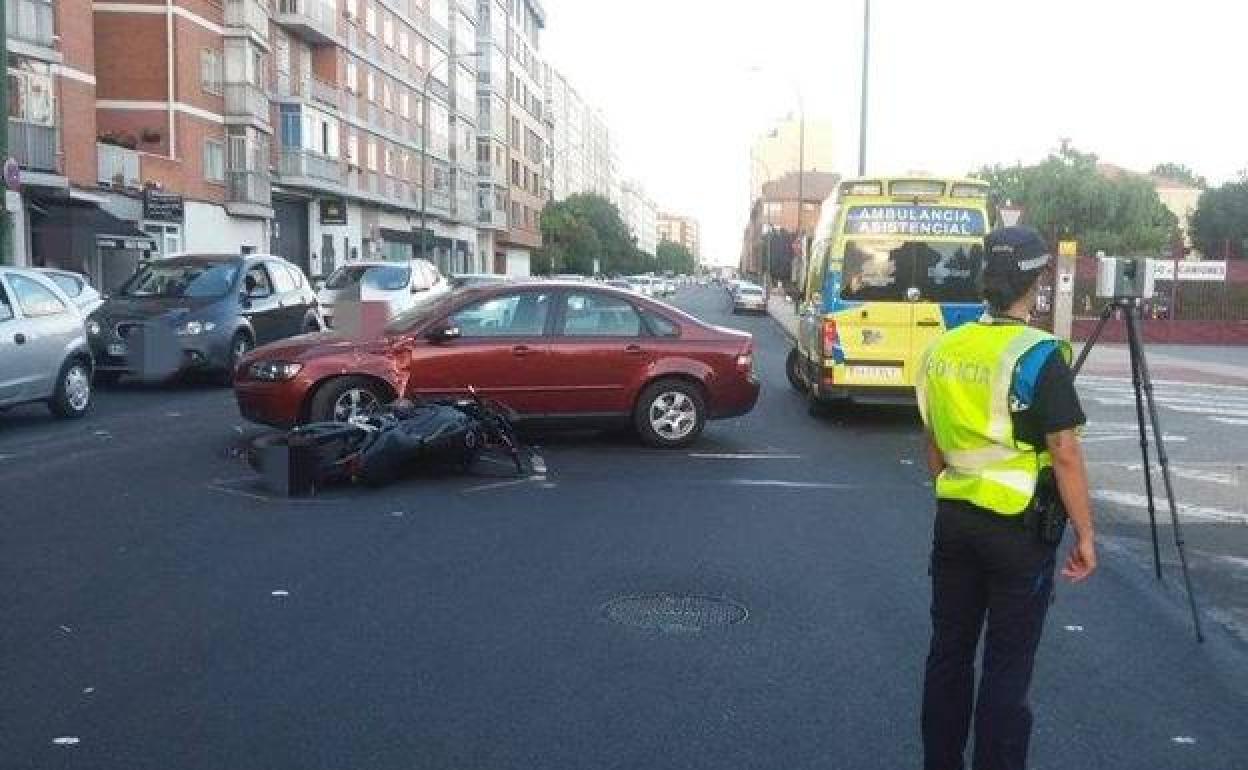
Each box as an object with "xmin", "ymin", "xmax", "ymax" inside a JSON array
[{"xmin": 603, "ymin": 594, "xmax": 747, "ymax": 633}]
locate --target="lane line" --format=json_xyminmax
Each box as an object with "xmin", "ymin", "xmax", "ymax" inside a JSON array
[
  {"xmin": 725, "ymin": 479, "xmax": 860, "ymax": 490},
  {"xmin": 688, "ymin": 453, "xmax": 803, "ymax": 460},
  {"xmin": 1091, "ymin": 489, "xmax": 1247, "ymax": 524},
  {"xmin": 1210, "ymin": 417, "xmax": 1248, "ymax": 426}
]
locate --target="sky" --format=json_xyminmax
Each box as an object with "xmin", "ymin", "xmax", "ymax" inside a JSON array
[{"xmin": 539, "ymin": 0, "xmax": 1248, "ymax": 266}]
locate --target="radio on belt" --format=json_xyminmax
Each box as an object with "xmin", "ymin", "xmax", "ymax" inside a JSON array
[{"xmin": 1095, "ymin": 255, "xmax": 1156, "ymax": 300}]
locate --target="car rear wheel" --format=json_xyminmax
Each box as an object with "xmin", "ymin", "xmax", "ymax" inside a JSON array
[
  {"xmin": 785, "ymin": 348, "xmax": 807, "ymax": 394},
  {"xmin": 634, "ymin": 379, "xmax": 706, "ymax": 448},
  {"xmin": 308, "ymin": 376, "xmax": 390, "ymax": 423},
  {"xmin": 218, "ymin": 332, "xmax": 253, "ymax": 385},
  {"xmin": 48, "ymin": 359, "xmax": 92, "ymax": 418}
]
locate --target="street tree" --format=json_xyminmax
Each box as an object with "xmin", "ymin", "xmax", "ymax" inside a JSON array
[
  {"xmin": 536, "ymin": 194, "xmax": 644, "ymax": 275},
  {"xmin": 973, "ymin": 141, "xmax": 1177, "ymax": 255},
  {"xmin": 655, "ymin": 240, "xmax": 697, "ymax": 275},
  {"xmin": 1190, "ymin": 179, "xmax": 1248, "ymax": 259}
]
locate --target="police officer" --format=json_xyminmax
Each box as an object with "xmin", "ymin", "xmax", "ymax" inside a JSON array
[{"xmin": 917, "ymin": 226, "xmax": 1097, "ymax": 770}]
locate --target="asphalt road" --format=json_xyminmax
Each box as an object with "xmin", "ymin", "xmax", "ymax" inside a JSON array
[{"xmin": 2, "ymin": 286, "xmax": 1246, "ymax": 769}]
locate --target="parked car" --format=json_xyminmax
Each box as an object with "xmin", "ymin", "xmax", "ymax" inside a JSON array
[
  {"xmin": 732, "ymin": 283, "xmax": 767, "ymax": 314},
  {"xmin": 317, "ymin": 259, "xmax": 449, "ymax": 329},
  {"xmin": 604, "ymin": 279, "xmax": 632, "ymax": 291},
  {"xmin": 236, "ymin": 281, "xmax": 760, "ymax": 448},
  {"xmin": 87, "ymin": 253, "xmax": 322, "ymax": 384},
  {"xmin": 661, "ymin": 278, "xmax": 677, "ymax": 296},
  {"xmin": 37, "ymin": 269, "xmax": 104, "ymax": 316},
  {"xmin": 0, "ymin": 267, "xmax": 94, "ymax": 418},
  {"xmin": 450, "ymin": 273, "xmax": 511, "ymax": 290}
]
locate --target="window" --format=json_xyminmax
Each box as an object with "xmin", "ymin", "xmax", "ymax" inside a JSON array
[
  {"xmin": 400, "ymin": 91, "xmax": 409, "ymax": 117},
  {"xmin": 763, "ymin": 201, "xmax": 783, "ymax": 218},
  {"xmin": 8, "ymin": 274, "xmax": 68, "ymax": 318},
  {"xmin": 203, "ymin": 140, "xmax": 226, "ymax": 182},
  {"xmin": 840, "ymin": 240, "xmax": 984, "ymax": 303},
  {"xmin": 384, "ymin": 147, "xmax": 395, "ymax": 175},
  {"xmin": 0, "ymin": 278, "xmax": 14, "ymax": 322},
  {"xmin": 344, "ymin": 0, "xmax": 357, "ymax": 18},
  {"xmin": 345, "ymin": 58, "xmax": 358, "ymax": 93},
  {"xmin": 511, "ymin": 159, "xmax": 520, "ymax": 185},
  {"xmin": 367, "ymin": 140, "xmax": 378, "ymax": 171},
  {"xmin": 346, "ymin": 134, "xmax": 359, "ymax": 164},
  {"xmin": 269, "ymin": 262, "xmax": 297, "ymax": 293},
  {"xmin": 560, "ymin": 293, "xmax": 642, "ymax": 337},
  {"xmin": 366, "ymin": 71, "xmax": 376, "ymax": 102},
  {"xmin": 382, "ymin": 81, "xmax": 392, "ymax": 110},
  {"xmin": 47, "ymin": 273, "xmax": 84, "ymax": 299},
  {"xmin": 398, "ymin": 29, "xmax": 409, "ymax": 59},
  {"xmin": 283, "ymin": 264, "xmax": 306, "ymax": 290},
  {"xmin": 243, "ymin": 265, "xmax": 274, "ymax": 298},
  {"xmin": 365, "ymin": 3, "xmax": 377, "ymax": 35},
  {"xmin": 7, "ymin": 65, "xmax": 56, "ymax": 125},
  {"xmin": 450, "ymin": 292, "xmax": 551, "ymax": 337},
  {"xmin": 382, "ymin": 15, "xmax": 394, "ymax": 47},
  {"xmin": 200, "ymin": 49, "xmax": 223, "ymax": 95},
  {"xmin": 642, "ymin": 311, "xmax": 680, "ymax": 338}
]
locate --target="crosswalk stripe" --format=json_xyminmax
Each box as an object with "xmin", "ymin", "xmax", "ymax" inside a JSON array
[{"xmin": 1092, "ymin": 489, "xmax": 1247, "ymax": 524}]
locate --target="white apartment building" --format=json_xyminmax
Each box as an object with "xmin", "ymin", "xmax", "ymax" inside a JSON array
[
  {"xmin": 618, "ymin": 178, "xmax": 657, "ymax": 256},
  {"xmin": 546, "ymin": 68, "xmax": 613, "ymax": 201}
]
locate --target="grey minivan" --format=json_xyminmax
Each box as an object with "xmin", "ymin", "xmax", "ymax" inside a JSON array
[
  {"xmin": 0, "ymin": 267, "xmax": 95, "ymax": 418},
  {"xmin": 87, "ymin": 253, "xmax": 323, "ymax": 384}
]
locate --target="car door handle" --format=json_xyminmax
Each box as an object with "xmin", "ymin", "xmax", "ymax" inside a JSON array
[
  {"xmin": 916, "ymin": 319, "xmax": 942, "ymax": 327},
  {"xmin": 14, "ymin": 333, "xmax": 27, "ymax": 345},
  {"xmin": 512, "ymin": 345, "xmax": 534, "ymax": 357},
  {"xmin": 624, "ymin": 344, "xmax": 644, "ymax": 355}
]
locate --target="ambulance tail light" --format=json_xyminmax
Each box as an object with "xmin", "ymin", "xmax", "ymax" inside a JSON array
[{"xmin": 822, "ymin": 319, "xmax": 841, "ymax": 357}]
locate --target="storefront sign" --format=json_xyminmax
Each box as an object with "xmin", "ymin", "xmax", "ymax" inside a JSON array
[
  {"xmin": 143, "ymin": 190, "xmax": 184, "ymax": 222},
  {"xmin": 1151, "ymin": 260, "xmax": 1227, "ymax": 282},
  {"xmin": 319, "ymin": 198, "xmax": 348, "ymax": 225},
  {"xmin": 845, "ymin": 206, "xmax": 986, "ymax": 237},
  {"xmin": 1058, "ymin": 240, "xmax": 1078, "ymax": 257}
]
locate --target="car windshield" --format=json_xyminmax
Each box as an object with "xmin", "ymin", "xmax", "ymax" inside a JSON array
[
  {"xmin": 325, "ymin": 265, "xmax": 410, "ymax": 291},
  {"xmin": 120, "ymin": 262, "xmax": 238, "ymax": 299}
]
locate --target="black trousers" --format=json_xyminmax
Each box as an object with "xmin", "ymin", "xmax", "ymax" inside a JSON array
[{"xmin": 922, "ymin": 503, "xmax": 1057, "ymax": 770}]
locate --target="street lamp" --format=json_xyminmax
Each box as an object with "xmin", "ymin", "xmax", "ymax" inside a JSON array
[
  {"xmin": 858, "ymin": 0, "xmax": 871, "ymax": 176},
  {"xmin": 420, "ymin": 50, "xmax": 482, "ymax": 273}
]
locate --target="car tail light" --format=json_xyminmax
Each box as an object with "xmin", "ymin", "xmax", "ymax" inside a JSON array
[
  {"xmin": 822, "ymin": 319, "xmax": 841, "ymax": 357},
  {"xmin": 736, "ymin": 351, "xmax": 754, "ymax": 373}
]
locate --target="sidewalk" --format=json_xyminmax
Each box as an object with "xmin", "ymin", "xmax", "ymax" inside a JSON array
[{"xmin": 764, "ymin": 296, "xmax": 1248, "ymax": 386}]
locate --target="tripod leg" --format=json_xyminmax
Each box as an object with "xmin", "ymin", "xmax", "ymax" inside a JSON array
[
  {"xmin": 1126, "ymin": 310, "xmax": 1205, "ymax": 643},
  {"xmin": 1124, "ymin": 307, "xmax": 1163, "ymax": 580},
  {"xmin": 1073, "ymin": 304, "xmax": 1115, "ymax": 377}
]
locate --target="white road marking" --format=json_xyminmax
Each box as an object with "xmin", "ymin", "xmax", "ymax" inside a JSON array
[
  {"xmin": 688, "ymin": 452, "xmax": 803, "ymax": 460},
  {"xmin": 727, "ymin": 479, "xmax": 858, "ymax": 490},
  {"xmin": 1091, "ymin": 489, "xmax": 1247, "ymax": 524},
  {"xmin": 1117, "ymin": 464, "xmax": 1239, "ymax": 486},
  {"xmin": 1211, "ymin": 417, "xmax": 1248, "ymax": 426},
  {"xmin": 388, "ymin": 511, "xmax": 405, "ymax": 518},
  {"xmin": 1171, "ymin": 736, "xmax": 1196, "ymax": 745},
  {"xmin": 82, "ymin": 687, "xmax": 95, "ymax": 694},
  {"xmin": 52, "ymin": 737, "xmax": 80, "ymax": 746},
  {"xmin": 1063, "ymin": 625, "xmax": 1084, "ymax": 632},
  {"xmin": 271, "ymin": 590, "xmax": 289, "ymax": 597},
  {"xmin": 530, "ymin": 454, "xmax": 547, "ymax": 475},
  {"xmin": 58, "ymin": 625, "xmax": 72, "ymax": 634},
  {"xmin": 461, "ymin": 477, "xmax": 535, "ymax": 495}
]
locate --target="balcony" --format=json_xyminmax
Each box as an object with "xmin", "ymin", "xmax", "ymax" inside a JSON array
[
  {"xmin": 274, "ymin": 0, "xmax": 336, "ymax": 44},
  {"xmin": 6, "ymin": 0, "xmax": 56, "ymax": 51},
  {"xmin": 225, "ymin": 0, "xmax": 271, "ymax": 42},
  {"xmin": 428, "ymin": 18, "xmax": 450, "ymax": 49},
  {"xmin": 478, "ymin": 208, "xmax": 507, "ymax": 230},
  {"xmin": 97, "ymin": 142, "xmax": 141, "ymax": 189},
  {"xmin": 309, "ymin": 77, "xmax": 342, "ymax": 110},
  {"xmin": 225, "ymin": 83, "xmax": 272, "ymax": 128},
  {"xmin": 428, "ymin": 79, "xmax": 450, "ymax": 104},
  {"xmin": 9, "ymin": 122, "xmax": 58, "ymax": 173},
  {"xmin": 227, "ymin": 170, "xmax": 273, "ymax": 216},
  {"xmin": 279, "ymin": 148, "xmax": 343, "ymax": 186}
]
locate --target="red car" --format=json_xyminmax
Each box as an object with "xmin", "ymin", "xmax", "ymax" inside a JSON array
[{"xmin": 234, "ymin": 281, "xmax": 760, "ymax": 447}]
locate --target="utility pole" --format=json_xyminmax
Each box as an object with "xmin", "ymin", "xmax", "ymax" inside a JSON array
[
  {"xmin": 0, "ymin": 3, "xmax": 11, "ymax": 265},
  {"xmin": 857, "ymin": 0, "xmax": 871, "ymax": 176}
]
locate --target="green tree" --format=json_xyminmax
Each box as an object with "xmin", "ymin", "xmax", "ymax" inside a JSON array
[
  {"xmin": 1149, "ymin": 163, "xmax": 1207, "ymax": 189},
  {"xmin": 535, "ymin": 193, "xmax": 644, "ymax": 275},
  {"xmin": 973, "ymin": 141, "xmax": 1177, "ymax": 255},
  {"xmin": 1190, "ymin": 180, "xmax": 1248, "ymax": 259},
  {"xmin": 655, "ymin": 240, "xmax": 697, "ymax": 275}
]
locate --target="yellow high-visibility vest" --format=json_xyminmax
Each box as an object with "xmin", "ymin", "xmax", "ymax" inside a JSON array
[{"xmin": 916, "ymin": 321, "xmax": 1072, "ymax": 516}]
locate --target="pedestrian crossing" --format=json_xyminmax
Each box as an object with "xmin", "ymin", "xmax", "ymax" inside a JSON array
[{"xmin": 1077, "ymin": 376, "xmax": 1248, "ymax": 427}]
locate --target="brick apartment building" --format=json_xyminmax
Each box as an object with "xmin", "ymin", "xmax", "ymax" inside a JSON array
[
  {"xmin": 4, "ymin": 0, "xmax": 549, "ymax": 287},
  {"xmin": 657, "ymin": 212, "xmax": 699, "ymax": 260},
  {"xmin": 740, "ymin": 170, "xmax": 839, "ymax": 278}
]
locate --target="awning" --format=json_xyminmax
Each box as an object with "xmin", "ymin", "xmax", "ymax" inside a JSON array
[{"xmin": 35, "ymin": 199, "xmax": 156, "ymax": 248}]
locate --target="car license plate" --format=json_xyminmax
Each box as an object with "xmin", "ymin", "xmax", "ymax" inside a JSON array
[
  {"xmin": 848, "ymin": 365, "xmax": 902, "ymax": 382},
  {"xmin": 107, "ymin": 343, "xmax": 127, "ymax": 357}
]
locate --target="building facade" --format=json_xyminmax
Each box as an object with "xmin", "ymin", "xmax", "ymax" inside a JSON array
[
  {"xmin": 657, "ymin": 212, "xmax": 699, "ymax": 260},
  {"xmin": 4, "ymin": 0, "xmax": 554, "ymax": 286},
  {"xmin": 740, "ymin": 170, "xmax": 838, "ymax": 278},
  {"xmin": 617, "ymin": 177, "xmax": 656, "ymax": 256},
  {"xmin": 749, "ymin": 116, "xmax": 836, "ymax": 202},
  {"xmin": 545, "ymin": 67, "xmax": 612, "ymax": 202}
]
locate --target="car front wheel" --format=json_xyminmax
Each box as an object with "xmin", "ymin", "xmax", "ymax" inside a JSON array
[
  {"xmin": 308, "ymin": 376, "xmax": 390, "ymax": 423},
  {"xmin": 785, "ymin": 348, "xmax": 807, "ymax": 394},
  {"xmin": 48, "ymin": 358, "xmax": 92, "ymax": 418},
  {"xmin": 634, "ymin": 379, "xmax": 706, "ymax": 448}
]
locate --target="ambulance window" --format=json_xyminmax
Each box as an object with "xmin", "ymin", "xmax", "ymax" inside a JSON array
[
  {"xmin": 841, "ymin": 240, "xmax": 906, "ymax": 301},
  {"xmin": 916, "ymin": 242, "xmax": 984, "ymax": 303}
]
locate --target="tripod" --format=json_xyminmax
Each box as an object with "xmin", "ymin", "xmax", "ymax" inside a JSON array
[{"xmin": 1073, "ymin": 298, "xmax": 1204, "ymax": 642}]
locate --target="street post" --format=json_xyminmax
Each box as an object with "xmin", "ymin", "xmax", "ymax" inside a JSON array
[
  {"xmin": 857, "ymin": 0, "xmax": 871, "ymax": 176},
  {"xmin": 1, "ymin": 4, "xmax": 11, "ymax": 265}
]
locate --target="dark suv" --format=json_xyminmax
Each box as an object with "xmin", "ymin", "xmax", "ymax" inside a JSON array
[{"xmin": 87, "ymin": 254, "xmax": 323, "ymax": 383}]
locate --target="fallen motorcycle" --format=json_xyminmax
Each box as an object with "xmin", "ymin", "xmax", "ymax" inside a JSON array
[{"xmin": 248, "ymin": 388, "xmax": 529, "ymax": 495}]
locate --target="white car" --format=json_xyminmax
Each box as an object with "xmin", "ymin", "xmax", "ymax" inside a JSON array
[
  {"xmin": 732, "ymin": 283, "xmax": 767, "ymax": 314},
  {"xmin": 317, "ymin": 259, "xmax": 449, "ymax": 329},
  {"xmin": 0, "ymin": 267, "xmax": 94, "ymax": 418},
  {"xmin": 37, "ymin": 269, "xmax": 104, "ymax": 316}
]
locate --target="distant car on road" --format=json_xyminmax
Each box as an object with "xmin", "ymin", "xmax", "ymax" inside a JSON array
[
  {"xmin": 87, "ymin": 253, "xmax": 323, "ymax": 384},
  {"xmin": 236, "ymin": 281, "xmax": 760, "ymax": 448},
  {"xmin": 36, "ymin": 269, "xmax": 104, "ymax": 316},
  {"xmin": 317, "ymin": 259, "xmax": 448, "ymax": 329},
  {"xmin": 0, "ymin": 267, "xmax": 94, "ymax": 418},
  {"xmin": 732, "ymin": 283, "xmax": 767, "ymax": 314}
]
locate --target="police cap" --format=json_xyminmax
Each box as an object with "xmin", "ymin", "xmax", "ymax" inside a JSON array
[{"xmin": 984, "ymin": 226, "xmax": 1052, "ymax": 280}]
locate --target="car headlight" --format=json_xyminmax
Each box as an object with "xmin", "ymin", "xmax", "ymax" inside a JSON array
[
  {"xmin": 175, "ymin": 320, "xmax": 216, "ymax": 336},
  {"xmin": 86, "ymin": 320, "xmax": 101, "ymax": 336},
  {"xmin": 248, "ymin": 361, "xmax": 303, "ymax": 381}
]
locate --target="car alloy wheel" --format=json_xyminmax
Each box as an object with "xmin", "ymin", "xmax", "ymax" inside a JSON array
[
  {"xmin": 332, "ymin": 388, "xmax": 381, "ymax": 422},
  {"xmin": 648, "ymin": 390, "xmax": 698, "ymax": 442},
  {"xmin": 65, "ymin": 364, "xmax": 91, "ymax": 412}
]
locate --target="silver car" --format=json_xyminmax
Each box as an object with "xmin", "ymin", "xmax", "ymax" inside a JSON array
[{"xmin": 0, "ymin": 267, "xmax": 94, "ymax": 418}]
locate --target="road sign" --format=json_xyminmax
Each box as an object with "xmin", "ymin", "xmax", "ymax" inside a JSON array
[
  {"xmin": 1058, "ymin": 239, "xmax": 1078, "ymax": 257},
  {"xmin": 998, "ymin": 204, "xmax": 1023, "ymax": 227},
  {"xmin": 4, "ymin": 158, "xmax": 21, "ymax": 192}
]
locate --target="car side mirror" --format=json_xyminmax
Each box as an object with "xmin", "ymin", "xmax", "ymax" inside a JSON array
[{"xmin": 426, "ymin": 324, "xmax": 461, "ymax": 343}]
